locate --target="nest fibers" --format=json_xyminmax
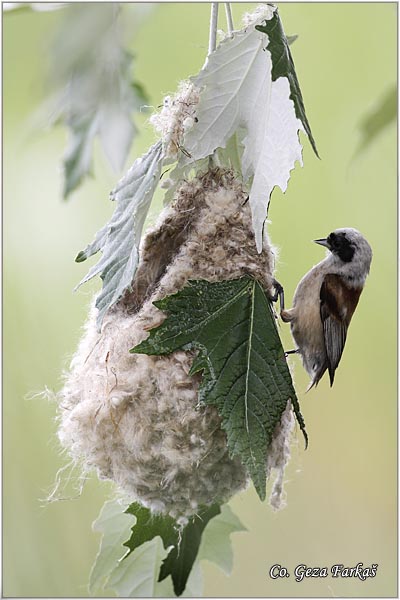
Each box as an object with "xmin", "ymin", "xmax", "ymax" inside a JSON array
[{"xmin": 57, "ymin": 169, "xmax": 295, "ymax": 518}]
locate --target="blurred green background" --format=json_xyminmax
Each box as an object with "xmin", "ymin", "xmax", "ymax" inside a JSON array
[{"xmin": 4, "ymin": 2, "xmax": 397, "ymax": 597}]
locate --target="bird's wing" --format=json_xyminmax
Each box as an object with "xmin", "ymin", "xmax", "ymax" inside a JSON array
[{"xmin": 320, "ymin": 274, "xmax": 362, "ymax": 386}]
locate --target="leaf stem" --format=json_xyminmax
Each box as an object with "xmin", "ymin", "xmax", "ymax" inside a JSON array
[
  {"xmin": 224, "ymin": 3, "xmax": 234, "ymax": 37},
  {"xmin": 208, "ymin": 3, "xmax": 219, "ymax": 55}
]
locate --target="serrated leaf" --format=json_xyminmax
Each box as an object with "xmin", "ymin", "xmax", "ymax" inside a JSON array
[
  {"xmin": 183, "ymin": 7, "xmax": 275, "ymax": 163},
  {"xmin": 76, "ymin": 141, "xmax": 163, "ymax": 329},
  {"xmin": 123, "ymin": 503, "xmax": 178, "ymax": 554},
  {"xmin": 98, "ymin": 101, "xmax": 135, "ymax": 174},
  {"xmin": 131, "ymin": 277, "xmax": 307, "ymax": 500},
  {"xmin": 159, "ymin": 505, "xmax": 220, "ymax": 596},
  {"xmin": 75, "ymin": 222, "xmax": 109, "ymax": 264},
  {"xmin": 124, "ymin": 502, "xmax": 220, "ymax": 596},
  {"xmin": 182, "ymin": 7, "xmax": 309, "ymax": 251},
  {"xmin": 241, "ymin": 75, "xmax": 303, "ymax": 252},
  {"xmin": 45, "ymin": 4, "xmax": 149, "ymax": 197},
  {"xmin": 198, "ymin": 504, "xmax": 247, "ymax": 575},
  {"xmin": 63, "ymin": 112, "xmax": 99, "ymax": 198},
  {"xmin": 255, "ymin": 9, "xmax": 318, "ymax": 157},
  {"xmin": 108, "ymin": 537, "xmax": 170, "ymax": 598},
  {"xmin": 89, "ymin": 500, "xmax": 135, "ymax": 595}
]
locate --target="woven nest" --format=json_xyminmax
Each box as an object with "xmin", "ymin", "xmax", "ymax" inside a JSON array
[{"xmin": 57, "ymin": 168, "xmax": 294, "ymax": 518}]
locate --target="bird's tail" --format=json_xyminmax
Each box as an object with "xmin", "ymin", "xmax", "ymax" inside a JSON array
[{"xmin": 306, "ymin": 363, "xmax": 328, "ymax": 392}]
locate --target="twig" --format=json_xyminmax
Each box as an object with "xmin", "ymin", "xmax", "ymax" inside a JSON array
[
  {"xmin": 224, "ymin": 3, "xmax": 234, "ymax": 37},
  {"xmin": 208, "ymin": 3, "xmax": 219, "ymax": 55}
]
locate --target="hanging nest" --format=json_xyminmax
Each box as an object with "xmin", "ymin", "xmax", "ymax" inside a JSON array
[{"xmin": 57, "ymin": 168, "xmax": 295, "ymax": 518}]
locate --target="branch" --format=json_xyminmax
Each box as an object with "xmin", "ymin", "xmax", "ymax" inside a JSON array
[
  {"xmin": 208, "ymin": 2, "xmax": 219, "ymax": 55},
  {"xmin": 224, "ymin": 3, "xmax": 234, "ymax": 37}
]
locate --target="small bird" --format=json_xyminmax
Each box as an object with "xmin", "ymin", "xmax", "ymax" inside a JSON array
[{"xmin": 280, "ymin": 228, "xmax": 372, "ymax": 389}]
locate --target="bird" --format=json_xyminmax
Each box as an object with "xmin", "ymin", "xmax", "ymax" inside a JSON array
[{"xmin": 280, "ymin": 228, "xmax": 372, "ymax": 389}]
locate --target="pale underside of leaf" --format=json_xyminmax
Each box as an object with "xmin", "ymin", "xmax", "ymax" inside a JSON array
[
  {"xmin": 242, "ymin": 76, "xmax": 303, "ymax": 250},
  {"xmin": 182, "ymin": 19, "xmax": 304, "ymax": 251},
  {"xmin": 123, "ymin": 502, "xmax": 220, "ymax": 597},
  {"xmin": 46, "ymin": 4, "xmax": 147, "ymax": 197},
  {"xmin": 89, "ymin": 500, "xmax": 244, "ymax": 598},
  {"xmin": 180, "ymin": 561, "xmax": 203, "ymax": 598},
  {"xmin": 98, "ymin": 103, "xmax": 136, "ymax": 173},
  {"xmin": 76, "ymin": 140, "xmax": 163, "ymax": 329},
  {"xmin": 184, "ymin": 29, "xmax": 268, "ymax": 160},
  {"xmin": 198, "ymin": 504, "xmax": 247, "ymax": 576},
  {"xmin": 89, "ymin": 500, "xmax": 135, "ymax": 595},
  {"xmin": 63, "ymin": 112, "xmax": 99, "ymax": 198},
  {"xmin": 107, "ymin": 537, "xmax": 171, "ymax": 598}
]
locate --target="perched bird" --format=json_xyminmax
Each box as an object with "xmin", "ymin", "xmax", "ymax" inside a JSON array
[{"xmin": 280, "ymin": 228, "xmax": 372, "ymax": 389}]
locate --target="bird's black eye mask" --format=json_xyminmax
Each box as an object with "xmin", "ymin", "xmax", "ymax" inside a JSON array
[{"xmin": 327, "ymin": 232, "xmax": 355, "ymax": 263}]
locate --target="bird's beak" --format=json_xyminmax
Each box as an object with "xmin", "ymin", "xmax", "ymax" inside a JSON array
[{"xmin": 314, "ymin": 238, "xmax": 330, "ymax": 248}]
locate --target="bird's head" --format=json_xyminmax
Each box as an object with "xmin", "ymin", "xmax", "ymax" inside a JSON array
[{"xmin": 314, "ymin": 228, "xmax": 372, "ymax": 278}]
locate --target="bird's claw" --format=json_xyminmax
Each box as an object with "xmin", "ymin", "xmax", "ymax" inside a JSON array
[{"xmin": 270, "ymin": 278, "xmax": 285, "ymax": 312}]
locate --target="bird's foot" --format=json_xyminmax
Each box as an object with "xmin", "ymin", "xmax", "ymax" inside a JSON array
[
  {"xmin": 280, "ymin": 308, "xmax": 294, "ymax": 323},
  {"xmin": 270, "ymin": 278, "xmax": 285, "ymax": 312}
]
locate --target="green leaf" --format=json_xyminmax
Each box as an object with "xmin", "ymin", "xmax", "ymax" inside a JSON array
[
  {"xmin": 159, "ymin": 505, "xmax": 220, "ymax": 595},
  {"xmin": 131, "ymin": 277, "xmax": 307, "ymax": 500},
  {"xmin": 124, "ymin": 504, "xmax": 178, "ymax": 554},
  {"xmin": 76, "ymin": 141, "xmax": 163, "ymax": 329},
  {"xmin": 357, "ymin": 85, "xmax": 396, "ymax": 155},
  {"xmin": 198, "ymin": 504, "xmax": 247, "ymax": 575},
  {"xmin": 124, "ymin": 502, "xmax": 221, "ymax": 596},
  {"xmin": 75, "ymin": 222, "xmax": 109, "ymax": 264},
  {"xmin": 131, "ymin": 80, "xmax": 149, "ymax": 106},
  {"xmin": 108, "ymin": 537, "xmax": 171, "ymax": 597},
  {"xmin": 89, "ymin": 500, "xmax": 136, "ymax": 595},
  {"xmin": 256, "ymin": 9, "xmax": 319, "ymax": 157},
  {"xmin": 89, "ymin": 501, "xmax": 246, "ymax": 596}
]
